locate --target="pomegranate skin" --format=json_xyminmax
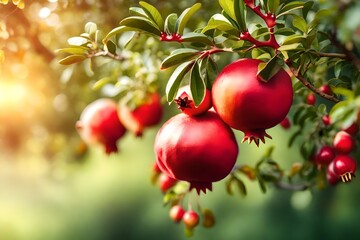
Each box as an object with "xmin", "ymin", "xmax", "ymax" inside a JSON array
[
  {"xmin": 315, "ymin": 146, "xmax": 335, "ymax": 165},
  {"xmin": 118, "ymin": 93, "xmax": 163, "ymax": 136},
  {"xmin": 333, "ymin": 155, "xmax": 357, "ymax": 183},
  {"xmin": 327, "ymin": 161, "xmax": 340, "ymax": 185},
  {"xmin": 212, "ymin": 58, "xmax": 293, "ymax": 145},
  {"xmin": 174, "ymin": 85, "xmax": 212, "ymax": 116},
  {"xmin": 76, "ymin": 98, "xmax": 127, "ymax": 154},
  {"xmin": 154, "ymin": 111, "xmax": 239, "ymax": 194},
  {"xmin": 333, "ymin": 130, "xmax": 355, "ymax": 154}
]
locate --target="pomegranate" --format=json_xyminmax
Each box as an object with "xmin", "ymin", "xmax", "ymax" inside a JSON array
[
  {"xmin": 306, "ymin": 93, "xmax": 316, "ymax": 105},
  {"xmin": 118, "ymin": 92, "xmax": 163, "ymax": 136},
  {"xmin": 315, "ymin": 146, "xmax": 335, "ymax": 165},
  {"xmin": 342, "ymin": 122, "xmax": 359, "ymax": 136},
  {"xmin": 174, "ymin": 85, "xmax": 212, "ymax": 116},
  {"xmin": 327, "ymin": 161, "xmax": 340, "ymax": 185},
  {"xmin": 169, "ymin": 205, "xmax": 185, "ymax": 223},
  {"xmin": 211, "ymin": 58, "xmax": 293, "ymax": 145},
  {"xmin": 319, "ymin": 84, "xmax": 333, "ymax": 95},
  {"xmin": 322, "ymin": 115, "xmax": 331, "ymax": 126},
  {"xmin": 76, "ymin": 98, "xmax": 126, "ymax": 154},
  {"xmin": 333, "ymin": 155, "xmax": 357, "ymax": 183},
  {"xmin": 279, "ymin": 117, "xmax": 291, "ymax": 129},
  {"xmin": 183, "ymin": 210, "xmax": 199, "ymax": 229},
  {"xmin": 154, "ymin": 111, "xmax": 239, "ymax": 194},
  {"xmin": 159, "ymin": 173, "xmax": 178, "ymax": 192},
  {"xmin": 333, "ymin": 130, "xmax": 355, "ymax": 154}
]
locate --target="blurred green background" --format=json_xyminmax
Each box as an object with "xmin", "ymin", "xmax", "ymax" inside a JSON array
[{"xmin": 1, "ymin": 0, "xmax": 360, "ymax": 239}]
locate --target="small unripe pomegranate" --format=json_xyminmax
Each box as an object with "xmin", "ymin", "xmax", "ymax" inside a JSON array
[
  {"xmin": 279, "ymin": 117, "xmax": 291, "ymax": 129},
  {"xmin": 118, "ymin": 93, "xmax": 163, "ymax": 136},
  {"xmin": 315, "ymin": 146, "xmax": 335, "ymax": 165},
  {"xmin": 169, "ymin": 205, "xmax": 185, "ymax": 223},
  {"xmin": 155, "ymin": 111, "xmax": 239, "ymax": 194},
  {"xmin": 212, "ymin": 58, "xmax": 293, "ymax": 145},
  {"xmin": 333, "ymin": 155, "xmax": 357, "ymax": 183},
  {"xmin": 319, "ymin": 84, "xmax": 333, "ymax": 95},
  {"xmin": 342, "ymin": 122, "xmax": 359, "ymax": 136},
  {"xmin": 76, "ymin": 99, "xmax": 126, "ymax": 154},
  {"xmin": 159, "ymin": 173, "xmax": 177, "ymax": 192},
  {"xmin": 202, "ymin": 208, "xmax": 215, "ymax": 228},
  {"xmin": 327, "ymin": 161, "xmax": 340, "ymax": 185},
  {"xmin": 183, "ymin": 210, "xmax": 199, "ymax": 229},
  {"xmin": 333, "ymin": 131, "xmax": 355, "ymax": 154},
  {"xmin": 174, "ymin": 85, "xmax": 212, "ymax": 116},
  {"xmin": 306, "ymin": 93, "xmax": 316, "ymax": 105},
  {"xmin": 322, "ymin": 115, "xmax": 331, "ymax": 126}
]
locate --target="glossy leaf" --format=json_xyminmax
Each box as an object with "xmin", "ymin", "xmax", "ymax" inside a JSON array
[
  {"xmin": 164, "ymin": 13, "xmax": 178, "ymax": 33},
  {"xmin": 67, "ymin": 37, "xmax": 89, "ymax": 46},
  {"xmin": 302, "ymin": 1, "xmax": 314, "ymax": 19},
  {"xmin": 59, "ymin": 55, "xmax": 87, "ymax": 65},
  {"xmin": 103, "ymin": 26, "xmax": 134, "ymax": 43},
  {"xmin": 161, "ymin": 48, "xmax": 199, "ymax": 69},
  {"xmin": 292, "ymin": 14, "xmax": 307, "ymax": 33},
  {"xmin": 204, "ymin": 56, "xmax": 218, "ymax": 87},
  {"xmin": 56, "ymin": 47, "xmax": 88, "ymax": 55},
  {"xmin": 282, "ymin": 34, "xmax": 305, "ymax": 45},
  {"xmin": 277, "ymin": 1, "xmax": 305, "ymax": 18},
  {"xmin": 202, "ymin": 14, "xmax": 238, "ymax": 34},
  {"xmin": 139, "ymin": 1, "xmax": 164, "ymax": 30},
  {"xmin": 181, "ymin": 32, "xmax": 213, "ymax": 45},
  {"xmin": 120, "ymin": 16, "xmax": 161, "ymax": 36},
  {"xmin": 105, "ymin": 40, "xmax": 117, "ymax": 55},
  {"xmin": 190, "ymin": 61, "xmax": 206, "ymax": 106},
  {"xmin": 257, "ymin": 56, "xmax": 284, "ymax": 82},
  {"xmin": 84, "ymin": 22, "xmax": 98, "ymax": 38},
  {"xmin": 234, "ymin": 0, "xmax": 247, "ymax": 32},
  {"xmin": 129, "ymin": 7, "xmax": 148, "ymax": 18},
  {"xmin": 278, "ymin": 43, "xmax": 301, "ymax": 51},
  {"xmin": 166, "ymin": 61, "xmax": 194, "ymax": 103},
  {"xmin": 175, "ymin": 3, "xmax": 201, "ymax": 35},
  {"xmin": 219, "ymin": 0, "xmax": 236, "ymax": 22},
  {"xmin": 268, "ymin": 0, "xmax": 280, "ymax": 14}
]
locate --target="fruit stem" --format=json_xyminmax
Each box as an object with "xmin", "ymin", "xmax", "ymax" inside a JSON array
[{"xmin": 286, "ymin": 61, "xmax": 340, "ymax": 103}]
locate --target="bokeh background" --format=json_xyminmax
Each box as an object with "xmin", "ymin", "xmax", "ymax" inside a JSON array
[{"xmin": 1, "ymin": 0, "xmax": 360, "ymax": 239}]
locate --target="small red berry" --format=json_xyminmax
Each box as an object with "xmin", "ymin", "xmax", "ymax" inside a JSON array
[
  {"xmin": 315, "ymin": 146, "xmax": 335, "ymax": 165},
  {"xmin": 322, "ymin": 115, "xmax": 331, "ymax": 126},
  {"xmin": 342, "ymin": 122, "xmax": 359, "ymax": 136},
  {"xmin": 333, "ymin": 131, "xmax": 355, "ymax": 154},
  {"xmin": 183, "ymin": 210, "xmax": 200, "ymax": 229},
  {"xmin": 319, "ymin": 84, "xmax": 333, "ymax": 95},
  {"xmin": 169, "ymin": 205, "xmax": 185, "ymax": 223},
  {"xmin": 306, "ymin": 93, "xmax": 316, "ymax": 105},
  {"xmin": 159, "ymin": 174, "xmax": 177, "ymax": 192},
  {"xmin": 327, "ymin": 161, "xmax": 340, "ymax": 185},
  {"xmin": 279, "ymin": 117, "xmax": 291, "ymax": 129},
  {"xmin": 333, "ymin": 155, "xmax": 357, "ymax": 183}
]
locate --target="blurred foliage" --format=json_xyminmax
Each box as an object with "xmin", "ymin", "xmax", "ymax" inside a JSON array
[{"xmin": 1, "ymin": 0, "xmax": 360, "ymax": 239}]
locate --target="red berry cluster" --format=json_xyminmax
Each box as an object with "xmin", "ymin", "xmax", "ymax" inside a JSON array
[{"xmin": 315, "ymin": 128, "xmax": 358, "ymax": 185}]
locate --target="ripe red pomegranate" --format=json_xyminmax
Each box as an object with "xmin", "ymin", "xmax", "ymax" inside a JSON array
[
  {"xmin": 76, "ymin": 99, "xmax": 127, "ymax": 154},
  {"xmin": 319, "ymin": 84, "xmax": 333, "ymax": 95},
  {"xmin": 322, "ymin": 115, "xmax": 331, "ymax": 126},
  {"xmin": 279, "ymin": 117, "xmax": 291, "ymax": 129},
  {"xmin": 154, "ymin": 111, "xmax": 239, "ymax": 194},
  {"xmin": 342, "ymin": 122, "xmax": 359, "ymax": 136},
  {"xmin": 315, "ymin": 146, "xmax": 335, "ymax": 165},
  {"xmin": 333, "ymin": 155, "xmax": 357, "ymax": 183},
  {"xmin": 159, "ymin": 173, "xmax": 178, "ymax": 192},
  {"xmin": 306, "ymin": 93, "xmax": 316, "ymax": 105},
  {"xmin": 174, "ymin": 85, "xmax": 212, "ymax": 116},
  {"xmin": 327, "ymin": 161, "xmax": 340, "ymax": 185},
  {"xmin": 183, "ymin": 210, "xmax": 199, "ymax": 229},
  {"xmin": 118, "ymin": 92, "xmax": 163, "ymax": 136},
  {"xmin": 333, "ymin": 130, "xmax": 355, "ymax": 154},
  {"xmin": 211, "ymin": 58, "xmax": 293, "ymax": 145},
  {"xmin": 169, "ymin": 205, "xmax": 185, "ymax": 223}
]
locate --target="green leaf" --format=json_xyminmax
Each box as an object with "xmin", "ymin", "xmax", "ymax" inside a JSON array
[
  {"xmin": 164, "ymin": 13, "xmax": 178, "ymax": 33},
  {"xmin": 56, "ymin": 47, "xmax": 88, "ymax": 55},
  {"xmin": 332, "ymin": 87, "xmax": 354, "ymax": 100},
  {"xmin": 288, "ymin": 129, "xmax": 302, "ymax": 148},
  {"xmin": 166, "ymin": 61, "xmax": 194, "ymax": 103},
  {"xmin": 139, "ymin": 1, "xmax": 164, "ymax": 30},
  {"xmin": 257, "ymin": 56, "xmax": 284, "ymax": 82},
  {"xmin": 234, "ymin": 178, "xmax": 247, "ymax": 196},
  {"xmin": 302, "ymin": 1, "xmax": 314, "ymax": 19},
  {"xmin": 92, "ymin": 77, "xmax": 116, "ymax": 90},
  {"xmin": 103, "ymin": 26, "xmax": 133, "ymax": 43},
  {"xmin": 219, "ymin": 0, "xmax": 236, "ymax": 21},
  {"xmin": 277, "ymin": 1, "xmax": 305, "ymax": 18},
  {"xmin": 275, "ymin": 27, "xmax": 296, "ymax": 36},
  {"xmin": 204, "ymin": 56, "xmax": 218, "ymax": 87},
  {"xmin": 292, "ymin": 14, "xmax": 307, "ymax": 33},
  {"xmin": 120, "ymin": 16, "xmax": 161, "ymax": 36},
  {"xmin": 181, "ymin": 32, "xmax": 213, "ymax": 45},
  {"xmin": 175, "ymin": 3, "xmax": 201, "ymax": 35},
  {"xmin": 226, "ymin": 178, "xmax": 234, "ymax": 195},
  {"xmin": 161, "ymin": 48, "xmax": 199, "ymax": 69},
  {"xmin": 257, "ymin": 176, "xmax": 267, "ymax": 193},
  {"xmin": 282, "ymin": 34, "xmax": 305, "ymax": 45},
  {"xmin": 105, "ymin": 40, "xmax": 116, "ymax": 55},
  {"xmin": 202, "ymin": 13, "xmax": 238, "ymax": 35},
  {"xmin": 67, "ymin": 37, "xmax": 89, "ymax": 46},
  {"xmin": 58, "ymin": 55, "xmax": 87, "ymax": 65},
  {"xmin": 190, "ymin": 61, "xmax": 206, "ymax": 106},
  {"xmin": 268, "ymin": 0, "xmax": 280, "ymax": 14},
  {"xmin": 84, "ymin": 22, "xmax": 98, "ymax": 38},
  {"xmin": 278, "ymin": 43, "xmax": 301, "ymax": 51},
  {"xmin": 234, "ymin": 0, "xmax": 246, "ymax": 32},
  {"xmin": 129, "ymin": 7, "xmax": 148, "ymax": 18}
]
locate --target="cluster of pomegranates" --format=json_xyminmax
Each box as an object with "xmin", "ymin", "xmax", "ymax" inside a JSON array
[{"xmin": 76, "ymin": 92, "xmax": 163, "ymax": 154}]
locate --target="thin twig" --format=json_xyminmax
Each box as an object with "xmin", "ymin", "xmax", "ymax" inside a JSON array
[{"xmin": 317, "ymin": 52, "xmax": 347, "ymax": 59}]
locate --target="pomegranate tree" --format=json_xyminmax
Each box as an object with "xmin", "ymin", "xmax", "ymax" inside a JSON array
[
  {"xmin": 212, "ymin": 58, "xmax": 293, "ymax": 145},
  {"xmin": 76, "ymin": 99, "xmax": 126, "ymax": 154},
  {"xmin": 154, "ymin": 111, "xmax": 238, "ymax": 194}
]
